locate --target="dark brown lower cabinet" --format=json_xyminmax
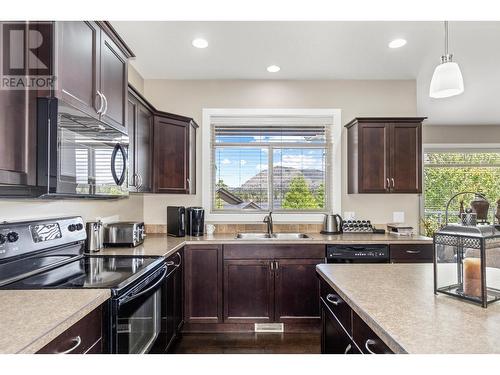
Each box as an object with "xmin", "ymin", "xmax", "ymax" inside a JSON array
[
  {"xmin": 37, "ymin": 305, "xmax": 104, "ymax": 354},
  {"xmin": 184, "ymin": 245, "xmax": 223, "ymax": 324},
  {"xmin": 275, "ymin": 258, "xmax": 323, "ymax": 323},
  {"xmin": 321, "ymin": 301, "xmax": 360, "ymax": 354},
  {"xmin": 390, "ymin": 244, "xmax": 433, "ymax": 263},
  {"xmin": 320, "ymin": 279, "xmax": 393, "ymax": 354},
  {"xmin": 223, "ymin": 259, "xmax": 274, "ymax": 323}
]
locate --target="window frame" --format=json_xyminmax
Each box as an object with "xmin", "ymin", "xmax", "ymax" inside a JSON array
[
  {"xmin": 202, "ymin": 108, "xmax": 342, "ymax": 223},
  {"xmin": 420, "ymin": 142, "xmax": 500, "ymax": 226}
]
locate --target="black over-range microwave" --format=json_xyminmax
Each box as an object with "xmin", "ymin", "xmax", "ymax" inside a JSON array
[{"xmin": 35, "ymin": 97, "xmax": 130, "ymax": 198}]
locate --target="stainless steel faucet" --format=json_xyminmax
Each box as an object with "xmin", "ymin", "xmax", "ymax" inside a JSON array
[{"xmin": 263, "ymin": 211, "xmax": 273, "ymax": 236}]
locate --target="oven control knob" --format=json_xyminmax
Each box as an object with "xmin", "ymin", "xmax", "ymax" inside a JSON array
[
  {"xmin": 7, "ymin": 232, "xmax": 19, "ymax": 243},
  {"xmin": 68, "ymin": 224, "xmax": 76, "ymax": 232},
  {"xmin": 75, "ymin": 223, "xmax": 83, "ymax": 231},
  {"xmin": 0, "ymin": 234, "xmax": 6, "ymax": 245}
]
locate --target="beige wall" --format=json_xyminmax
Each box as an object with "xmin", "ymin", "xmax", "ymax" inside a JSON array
[
  {"xmin": 128, "ymin": 64, "xmax": 145, "ymax": 94},
  {"xmin": 0, "ymin": 195, "xmax": 143, "ymax": 223},
  {"xmin": 142, "ymin": 79, "xmax": 423, "ymax": 230},
  {"xmin": 423, "ymin": 125, "xmax": 500, "ymax": 144}
]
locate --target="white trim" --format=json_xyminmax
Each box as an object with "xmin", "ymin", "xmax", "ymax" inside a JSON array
[{"xmin": 202, "ymin": 108, "xmax": 342, "ymax": 223}]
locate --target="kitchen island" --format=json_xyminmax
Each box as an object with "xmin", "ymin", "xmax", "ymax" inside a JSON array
[{"xmin": 316, "ymin": 263, "xmax": 500, "ymax": 354}]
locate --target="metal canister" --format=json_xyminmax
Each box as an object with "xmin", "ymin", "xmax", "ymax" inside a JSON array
[{"xmin": 86, "ymin": 220, "xmax": 104, "ymax": 252}]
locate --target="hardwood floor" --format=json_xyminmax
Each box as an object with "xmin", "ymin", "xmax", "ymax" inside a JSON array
[{"xmin": 171, "ymin": 332, "xmax": 321, "ymax": 354}]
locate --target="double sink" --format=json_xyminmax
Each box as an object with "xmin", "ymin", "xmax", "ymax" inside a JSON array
[{"xmin": 235, "ymin": 232, "xmax": 310, "ymax": 240}]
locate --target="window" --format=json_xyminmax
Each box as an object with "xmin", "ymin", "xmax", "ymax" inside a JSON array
[
  {"xmin": 422, "ymin": 148, "xmax": 500, "ymax": 235},
  {"xmin": 205, "ymin": 110, "xmax": 339, "ymax": 217}
]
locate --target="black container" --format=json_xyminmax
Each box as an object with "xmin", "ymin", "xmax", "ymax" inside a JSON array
[
  {"xmin": 186, "ymin": 207, "xmax": 204, "ymax": 236},
  {"xmin": 167, "ymin": 206, "xmax": 185, "ymax": 237}
]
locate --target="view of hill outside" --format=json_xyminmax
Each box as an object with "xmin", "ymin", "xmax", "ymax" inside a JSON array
[
  {"xmin": 423, "ymin": 151, "xmax": 500, "ymax": 236},
  {"xmin": 213, "ymin": 127, "xmax": 328, "ymax": 212}
]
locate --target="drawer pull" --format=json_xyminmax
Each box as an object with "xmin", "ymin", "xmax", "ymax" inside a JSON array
[
  {"xmin": 344, "ymin": 343, "xmax": 352, "ymax": 354},
  {"xmin": 326, "ymin": 293, "xmax": 340, "ymax": 306},
  {"xmin": 365, "ymin": 339, "xmax": 376, "ymax": 354},
  {"xmin": 56, "ymin": 336, "xmax": 82, "ymax": 354},
  {"xmin": 405, "ymin": 250, "xmax": 421, "ymax": 254}
]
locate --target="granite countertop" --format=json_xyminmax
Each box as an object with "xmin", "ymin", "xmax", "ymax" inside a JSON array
[
  {"xmin": 316, "ymin": 263, "xmax": 500, "ymax": 354},
  {"xmin": 98, "ymin": 232, "xmax": 432, "ymax": 258},
  {"xmin": 0, "ymin": 289, "xmax": 110, "ymax": 354}
]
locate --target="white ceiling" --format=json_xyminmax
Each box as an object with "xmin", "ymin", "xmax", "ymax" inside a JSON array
[{"xmin": 112, "ymin": 21, "xmax": 500, "ymax": 125}]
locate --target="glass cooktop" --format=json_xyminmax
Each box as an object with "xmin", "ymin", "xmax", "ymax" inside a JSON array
[{"xmin": 1, "ymin": 255, "xmax": 164, "ymax": 291}]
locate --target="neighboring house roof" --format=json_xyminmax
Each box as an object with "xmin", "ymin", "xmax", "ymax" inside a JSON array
[{"xmin": 216, "ymin": 187, "xmax": 243, "ymax": 205}]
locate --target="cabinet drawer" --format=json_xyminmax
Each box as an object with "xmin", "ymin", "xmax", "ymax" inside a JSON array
[
  {"xmin": 37, "ymin": 306, "xmax": 103, "ymax": 354},
  {"xmin": 224, "ymin": 244, "xmax": 325, "ymax": 260},
  {"xmin": 320, "ymin": 280, "xmax": 351, "ymax": 334},
  {"xmin": 352, "ymin": 312, "xmax": 393, "ymax": 354},
  {"xmin": 390, "ymin": 244, "xmax": 433, "ymax": 262},
  {"xmin": 321, "ymin": 300, "xmax": 360, "ymax": 354}
]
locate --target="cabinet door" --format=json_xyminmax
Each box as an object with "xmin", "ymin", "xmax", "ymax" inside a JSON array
[
  {"xmin": 358, "ymin": 123, "xmax": 390, "ymax": 193},
  {"xmin": 0, "ymin": 90, "xmax": 30, "ymax": 186},
  {"xmin": 100, "ymin": 31, "xmax": 127, "ymax": 129},
  {"xmin": 55, "ymin": 21, "xmax": 100, "ymax": 118},
  {"xmin": 389, "ymin": 122, "xmax": 422, "ymax": 193},
  {"xmin": 135, "ymin": 104, "xmax": 153, "ymax": 192},
  {"xmin": 275, "ymin": 258, "xmax": 322, "ymax": 323},
  {"xmin": 321, "ymin": 301, "xmax": 358, "ymax": 354},
  {"xmin": 223, "ymin": 259, "xmax": 274, "ymax": 323},
  {"xmin": 153, "ymin": 116, "xmax": 189, "ymax": 193},
  {"xmin": 127, "ymin": 96, "xmax": 137, "ymax": 188},
  {"xmin": 184, "ymin": 245, "xmax": 222, "ymax": 323}
]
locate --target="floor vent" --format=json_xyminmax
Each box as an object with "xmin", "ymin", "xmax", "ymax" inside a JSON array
[{"xmin": 254, "ymin": 323, "xmax": 284, "ymax": 333}]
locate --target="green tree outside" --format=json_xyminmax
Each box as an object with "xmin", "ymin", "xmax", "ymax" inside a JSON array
[
  {"xmin": 314, "ymin": 182, "xmax": 325, "ymax": 208},
  {"xmin": 423, "ymin": 152, "xmax": 500, "ymax": 236},
  {"xmin": 282, "ymin": 175, "xmax": 319, "ymax": 209},
  {"xmin": 215, "ymin": 179, "xmax": 228, "ymax": 209}
]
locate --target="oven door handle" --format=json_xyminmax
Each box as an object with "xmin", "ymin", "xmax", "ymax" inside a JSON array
[
  {"xmin": 111, "ymin": 143, "xmax": 127, "ymax": 186},
  {"xmin": 119, "ymin": 266, "xmax": 167, "ymax": 305}
]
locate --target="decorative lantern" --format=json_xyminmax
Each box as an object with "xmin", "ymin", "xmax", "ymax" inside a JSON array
[{"xmin": 433, "ymin": 192, "xmax": 500, "ymax": 307}]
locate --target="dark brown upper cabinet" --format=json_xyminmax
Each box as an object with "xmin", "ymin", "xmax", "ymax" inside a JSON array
[
  {"xmin": 153, "ymin": 114, "xmax": 197, "ymax": 194},
  {"xmin": 55, "ymin": 21, "xmax": 132, "ymax": 129},
  {"xmin": 346, "ymin": 117, "xmax": 426, "ymax": 194},
  {"xmin": 127, "ymin": 86, "xmax": 154, "ymax": 192}
]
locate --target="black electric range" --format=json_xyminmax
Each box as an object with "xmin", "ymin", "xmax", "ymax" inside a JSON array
[{"xmin": 0, "ymin": 216, "xmax": 170, "ymax": 354}]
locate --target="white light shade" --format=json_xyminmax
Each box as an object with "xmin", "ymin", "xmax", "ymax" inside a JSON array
[
  {"xmin": 192, "ymin": 38, "xmax": 208, "ymax": 48},
  {"xmin": 429, "ymin": 61, "xmax": 464, "ymax": 98},
  {"xmin": 388, "ymin": 39, "xmax": 407, "ymax": 49},
  {"xmin": 266, "ymin": 65, "xmax": 280, "ymax": 73}
]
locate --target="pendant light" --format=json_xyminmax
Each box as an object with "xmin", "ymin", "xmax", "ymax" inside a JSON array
[{"xmin": 429, "ymin": 21, "xmax": 464, "ymax": 98}]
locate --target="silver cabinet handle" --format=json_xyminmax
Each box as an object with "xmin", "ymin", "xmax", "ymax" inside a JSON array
[
  {"xmin": 275, "ymin": 260, "xmax": 279, "ymax": 270},
  {"xmin": 365, "ymin": 339, "xmax": 377, "ymax": 354},
  {"xmin": 326, "ymin": 293, "xmax": 340, "ymax": 306},
  {"xmin": 344, "ymin": 343, "xmax": 352, "ymax": 354},
  {"xmin": 56, "ymin": 336, "xmax": 82, "ymax": 354},
  {"xmin": 96, "ymin": 91, "xmax": 104, "ymax": 114},
  {"xmin": 175, "ymin": 252, "xmax": 182, "ymax": 267},
  {"xmin": 386, "ymin": 178, "xmax": 390, "ymax": 191},
  {"xmin": 102, "ymin": 94, "xmax": 108, "ymax": 116},
  {"xmin": 270, "ymin": 261, "xmax": 274, "ymax": 270},
  {"xmin": 187, "ymin": 178, "xmax": 191, "ymax": 192},
  {"xmin": 391, "ymin": 178, "xmax": 395, "ymax": 189},
  {"xmin": 406, "ymin": 250, "xmax": 421, "ymax": 254}
]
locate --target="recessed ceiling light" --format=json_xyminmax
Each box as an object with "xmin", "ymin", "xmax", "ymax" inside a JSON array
[
  {"xmin": 192, "ymin": 38, "xmax": 208, "ymax": 49},
  {"xmin": 267, "ymin": 65, "xmax": 280, "ymax": 73},
  {"xmin": 388, "ymin": 38, "xmax": 407, "ymax": 49}
]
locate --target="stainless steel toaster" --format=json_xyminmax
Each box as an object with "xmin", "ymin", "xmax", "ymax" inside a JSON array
[{"xmin": 104, "ymin": 221, "xmax": 145, "ymax": 247}]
